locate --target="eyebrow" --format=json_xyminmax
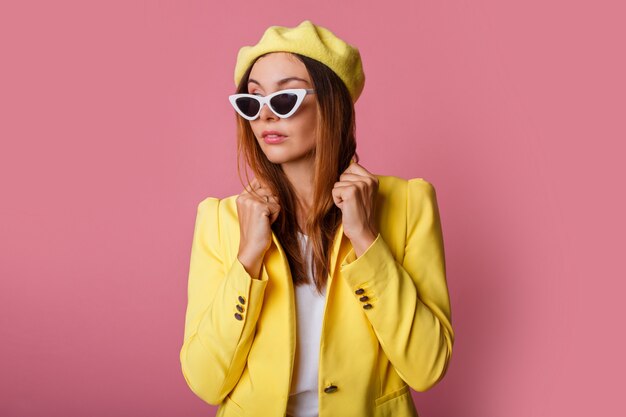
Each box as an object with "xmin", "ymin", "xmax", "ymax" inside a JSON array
[{"xmin": 248, "ymin": 77, "xmax": 310, "ymax": 87}]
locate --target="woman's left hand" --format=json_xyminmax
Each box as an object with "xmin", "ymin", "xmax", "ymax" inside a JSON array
[{"xmin": 332, "ymin": 162, "xmax": 379, "ymax": 255}]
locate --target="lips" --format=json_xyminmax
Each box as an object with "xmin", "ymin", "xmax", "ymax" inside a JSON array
[
  {"xmin": 262, "ymin": 130, "xmax": 287, "ymax": 138},
  {"xmin": 262, "ymin": 130, "xmax": 287, "ymax": 144}
]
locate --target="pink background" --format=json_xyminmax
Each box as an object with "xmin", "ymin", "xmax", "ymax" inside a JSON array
[{"xmin": 1, "ymin": 1, "xmax": 624, "ymax": 416}]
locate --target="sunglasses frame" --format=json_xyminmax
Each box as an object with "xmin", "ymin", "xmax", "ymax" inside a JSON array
[{"xmin": 228, "ymin": 88, "xmax": 316, "ymax": 121}]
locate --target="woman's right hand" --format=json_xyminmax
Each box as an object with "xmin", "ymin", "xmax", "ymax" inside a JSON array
[{"xmin": 236, "ymin": 177, "xmax": 281, "ymax": 278}]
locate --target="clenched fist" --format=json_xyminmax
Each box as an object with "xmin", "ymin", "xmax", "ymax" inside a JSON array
[
  {"xmin": 236, "ymin": 177, "xmax": 281, "ymax": 279},
  {"xmin": 332, "ymin": 162, "xmax": 379, "ymax": 257}
]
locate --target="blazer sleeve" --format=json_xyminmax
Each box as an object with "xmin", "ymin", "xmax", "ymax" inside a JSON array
[
  {"xmin": 339, "ymin": 178, "xmax": 454, "ymax": 391},
  {"xmin": 179, "ymin": 197, "xmax": 270, "ymax": 405}
]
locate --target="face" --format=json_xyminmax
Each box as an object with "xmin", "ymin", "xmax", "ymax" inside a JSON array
[{"xmin": 247, "ymin": 52, "xmax": 318, "ymax": 165}]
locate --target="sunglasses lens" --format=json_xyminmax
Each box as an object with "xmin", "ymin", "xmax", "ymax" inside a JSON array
[
  {"xmin": 235, "ymin": 97, "xmax": 261, "ymax": 118},
  {"xmin": 270, "ymin": 93, "xmax": 298, "ymax": 115}
]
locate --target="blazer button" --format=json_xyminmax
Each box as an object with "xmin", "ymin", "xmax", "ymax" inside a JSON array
[
  {"xmin": 355, "ymin": 288, "xmax": 365, "ymax": 295},
  {"xmin": 238, "ymin": 296, "xmax": 246, "ymax": 304},
  {"xmin": 324, "ymin": 384, "xmax": 338, "ymax": 393},
  {"xmin": 234, "ymin": 313, "xmax": 243, "ymax": 320},
  {"xmin": 359, "ymin": 295, "xmax": 369, "ymax": 302},
  {"xmin": 236, "ymin": 304, "xmax": 245, "ymax": 313},
  {"xmin": 363, "ymin": 303, "xmax": 373, "ymax": 310}
]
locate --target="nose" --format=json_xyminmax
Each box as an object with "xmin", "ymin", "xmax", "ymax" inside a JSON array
[{"xmin": 259, "ymin": 101, "xmax": 278, "ymax": 121}]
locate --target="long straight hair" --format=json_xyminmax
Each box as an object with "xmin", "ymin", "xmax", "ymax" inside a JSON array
[{"xmin": 233, "ymin": 53, "xmax": 359, "ymax": 296}]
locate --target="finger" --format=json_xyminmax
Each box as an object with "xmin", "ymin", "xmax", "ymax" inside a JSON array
[
  {"xmin": 332, "ymin": 182, "xmax": 351, "ymax": 190},
  {"xmin": 264, "ymin": 197, "xmax": 279, "ymax": 212},
  {"xmin": 268, "ymin": 203, "xmax": 281, "ymax": 223},
  {"xmin": 331, "ymin": 186, "xmax": 347, "ymax": 203},
  {"xmin": 334, "ymin": 180, "xmax": 367, "ymax": 189},
  {"xmin": 247, "ymin": 180, "xmax": 270, "ymax": 198},
  {"xmin": 343, "ymin": 161, "xmax": 358, "ymax": 174},
  {"xmin": 250, "ymin": 177, "xmax": 264, "ymax": 189},
  {"xmin": 339, "ymin": 172, "xmax": 369, "ymax": 182},
  {"xmin": 254, "ymin": 189, "xmax": 276, "ymax": 199},
  {"xmin": 341, "ymin": 170, "xmax": 375, "ymax": 186},
  {"xmin": 344, "ymin": 162, "xmax": 371, "ymax": 176},
  {"xmin": 243, "ymin": 178, "xmax": 259, "ymax": 193},
  {"xmin": 331, "ymin": 189, "xmax": 342, "ymax": 206},
  {"xmin": 255, "ymin": 177, "xmax": 273, "ymax": 190}
]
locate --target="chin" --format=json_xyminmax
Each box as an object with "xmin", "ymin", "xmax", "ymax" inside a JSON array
[
  {"xmin": 260, "ymin": 149, "xmax": 289, "ymax": 164},
  {"xmin": 264, "ymin": 153, "xmax": 306, "ymax": 165},
  {"xmin": 260, "ymin": 144, "xmax": 314, "ymax": 165}
]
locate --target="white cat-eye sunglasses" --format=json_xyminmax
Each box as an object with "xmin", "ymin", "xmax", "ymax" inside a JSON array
[{"xmin": 228, "ymin": 88, "xmax": 316, "ymax": 121}]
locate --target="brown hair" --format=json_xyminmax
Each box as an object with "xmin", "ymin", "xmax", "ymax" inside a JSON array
[{"xmin": 233, "ymin": 52, "xmax": 359, "ymax": 295}]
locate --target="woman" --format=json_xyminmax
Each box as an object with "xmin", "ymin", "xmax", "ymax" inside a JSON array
[{"xmin": 180, "ymin": 20, "xmax": 454, "ymax": 417}]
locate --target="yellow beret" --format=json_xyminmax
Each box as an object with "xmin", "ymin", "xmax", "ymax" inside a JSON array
[{"xmin": 234, "ymin": 20, "xmax": 365, "ymax": 102}]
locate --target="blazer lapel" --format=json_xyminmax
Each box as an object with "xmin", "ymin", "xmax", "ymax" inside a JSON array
[
  {"xmin": 329, "ymin": 222, "xmax": 351, "ymax": 279},
  {"xmin": 251, "ymin": 222, "xmax": 350, "ymax": 404},
  {"xmin": 268, "ymin": 222, "xmax": 350, "ymax": 281}
]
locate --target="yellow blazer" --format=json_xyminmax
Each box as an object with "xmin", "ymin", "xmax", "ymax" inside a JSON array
[{"xmin": 180, "ymin": 175, "xmax": 454, "ymax": 417}]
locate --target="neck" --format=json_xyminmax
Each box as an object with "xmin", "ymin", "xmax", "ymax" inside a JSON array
[{"xmin": 281, "ymin": 155, "xmax": 315, "ymax": 210}]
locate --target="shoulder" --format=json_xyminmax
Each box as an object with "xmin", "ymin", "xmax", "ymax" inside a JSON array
[
  {"xmin": 374, "ymin": 174, "xmax": 437, "ymax": 198},
  {"xmin": 194, "ymin": 175, "xmax": 437, "ymax": 213},
  {"xmin": 194, "ymin": 194, "xmax": 239, "ymax": 225},
  {"xmin": 369, "ymin": 175, "xmax": 440, "ymax": 226},
  {"xmin": 196, "ymin": 194, "xmax": 235, "ymax": 208}
]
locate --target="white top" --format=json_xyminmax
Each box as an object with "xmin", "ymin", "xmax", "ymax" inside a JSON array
[{"xmin": 286, "ymin": 231, "xmax": 327, "ymax": 417}]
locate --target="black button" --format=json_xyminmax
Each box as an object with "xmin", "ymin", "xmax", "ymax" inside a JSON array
[
  {"xmin": 359, "ymin": 295, "xmax": 369, "ymax": 302},
  {"xmin": 236, "ymin": 304, "xmax": 245, "ymax": 313},
  {"xmin": 355, "ymin": 288, "xmax": 365, "ymax": 295},
  {"xmin": 238, "ymin": 296, "xmax": 246, "ymax": 304},
  {"xmin": 324, "ymin": 385, "xmax": 338, "ymax": 393},
  {"xmin": 234, "ymin": 313, "xmax": 243, "ymax": 320},
  {"xmin": 363, "ymin": 304, "xmax": 373, "ymax": 310}
]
